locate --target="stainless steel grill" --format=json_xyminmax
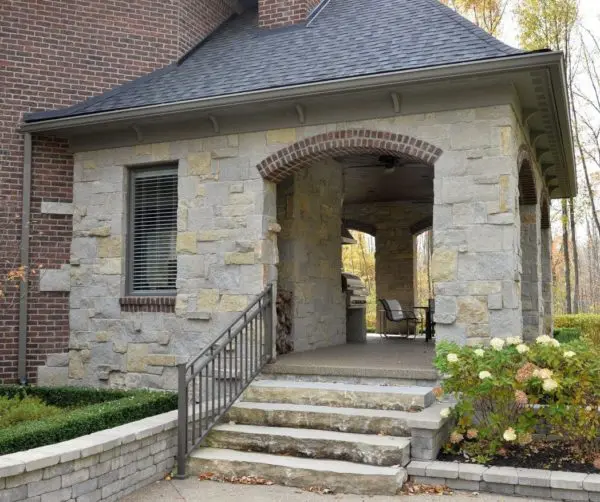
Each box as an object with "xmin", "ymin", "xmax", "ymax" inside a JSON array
[
  {"xmin": 342, "ymin": 272, "xmax": 368, "ymax": 309},
  {"xmin": 342, "ymin": 272, "xmax": 368, "ymax": 343}
]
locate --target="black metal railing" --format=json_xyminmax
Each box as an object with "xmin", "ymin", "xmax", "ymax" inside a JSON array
[{"xmin": 175, "ymin": 282, "xmax": 275, "ymax": 477}]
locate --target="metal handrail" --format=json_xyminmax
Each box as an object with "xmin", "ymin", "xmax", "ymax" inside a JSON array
[{"xmin": 175, "ymin": 282, "xmax": 275, "ymax": 478}]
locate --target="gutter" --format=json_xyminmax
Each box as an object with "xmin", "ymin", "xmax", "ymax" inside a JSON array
[
  {"xmin": 19, "ymin": 132, "xmax": 32, "ymax": 384},
  {"xmin": 21, "ymin": 51, "xmax": 565, "ymax": 133}
]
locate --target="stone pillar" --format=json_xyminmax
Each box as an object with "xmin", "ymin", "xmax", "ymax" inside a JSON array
[
  {"xmin": 541, "ymin": 226, "xmax": 553, "ymax": 335},
  {"xmin": 375, "ymin": 227, "xmax": 415, "ymax": 332},
  {"xmin": 276, "ymin": 159, "xmax": 346, "ymax": 352},
  {"xmin": 520, "ymin": 204, "xmax": 543, "ymax": 341},
  {"xmin": 431, "ymin": 122, "xmax": 522, "ymax": 346}
]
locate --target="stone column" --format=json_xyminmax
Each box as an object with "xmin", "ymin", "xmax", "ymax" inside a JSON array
[
  {"xmin": 541, "ymin": 226, "xmax": 553, "ymax": 335},
  {"xmin": 431, "ymin": 121, "xmax": 522, "ymax": 346},
  {"xmin": 276, "ymin": 159, "xmax": 346, "ymax": 352},
  {"xmin": 520, "ymin": 204, "xmax": 543, "ymax": 341}
]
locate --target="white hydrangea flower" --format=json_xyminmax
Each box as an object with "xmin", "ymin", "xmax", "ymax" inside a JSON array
[
  {"xmin": 516, "ymin": 344, "xmax": 529, "ymax": 354},
  {"xmin": 534, "ymin": 368, "xmax": 553, "ymax": 380},
  {"xmin": 473, "ymin": 348, "xmax": 485, "ymax": 357},
  {"xmin": 563, "ymin": 351, "xmax": 576, "ymax": 358},
  {"xmin": 506, "ymin": 336, "xmax": 522, "ymax": 346},
  {"xmin": 503, "ymin": 428, "xmax": 517, "ymax": 441},
  {"xmin": 536, "ymin": 335, "xmax": 553, "ymax": 345},
  {"xmin": 542, "ymin": 378, "xmax": 559, "ymax": 392},
  {"xmin": 440, "ymin": 407, "xmax": 452, "ymax": 418},
  {"xmin": 490, "ymin": 338, "xmax": 505, "ymax": 351},
  {"xmin": 550, "ymin": 339, "xmax": 560, "ymax": 347},
  {"xmin": 479, "ymin": 370, "xmax": 492, "ymax": 380},
  {"xmin": 446, "ymin": 353, "xmax": 459, "ymax": 363}
]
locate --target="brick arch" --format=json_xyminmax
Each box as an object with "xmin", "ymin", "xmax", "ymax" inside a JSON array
[
  {"xmin": 518, "ymin": 146, "xmax": 538, "ymax": 205},
  {"xmin": 257, "ymin": 129, "xmax": 443, "ymax": 182}
]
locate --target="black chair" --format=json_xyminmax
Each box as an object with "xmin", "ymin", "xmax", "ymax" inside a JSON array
[{"xmin": 378, "ymin": 299, "xmax": 421, "ymax": 339}]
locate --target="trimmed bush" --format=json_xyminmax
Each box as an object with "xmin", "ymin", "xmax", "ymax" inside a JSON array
[
  {"xmin": 555, "ymin": 314, "xmax": 600, "ymax": 345},
  {"xmin": 553, "ymin": 327, "xmax": 582, "ymax": 343},
  {"xmin": 0, "ymin": 385, "xmax": 131, "ymax": 408},
  {"xmin": 0, "ymin": 388, "xmax": 177, "ymax": 454}
]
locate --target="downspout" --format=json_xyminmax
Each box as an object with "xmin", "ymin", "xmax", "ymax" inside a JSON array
[{"xmin": 18, "ymin": 132, "xmax": 32, "ymax": 384}]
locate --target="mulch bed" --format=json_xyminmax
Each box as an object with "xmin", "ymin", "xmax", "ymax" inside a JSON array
[{"xmin": 438, "ymin": 441, "xmax": 600, "ymax": 474}]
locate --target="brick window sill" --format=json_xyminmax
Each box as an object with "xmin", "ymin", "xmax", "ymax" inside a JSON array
[{"xmin": 119, "ymin": 296, "xmax": 176, "ymax": 313}]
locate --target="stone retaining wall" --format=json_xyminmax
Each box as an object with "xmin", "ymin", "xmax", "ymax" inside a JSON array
[
  {"xmin": 0, "ymin": 411, "xmax": 177, "ymax": 502},
  {"xmin": 408, "ymin": 460, "xmax": 600, "ymax": 501}
]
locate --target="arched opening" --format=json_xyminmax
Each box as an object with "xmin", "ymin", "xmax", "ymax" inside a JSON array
[
  {"xmin": 518, "ymin": 148, "xmax": 542, "ymax": 341},
  {"xmin": 261, "ymin": 129, "xmax": 441, "ymax": 358}
]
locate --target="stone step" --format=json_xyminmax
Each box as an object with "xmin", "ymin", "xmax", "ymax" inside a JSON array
[
  {"xmin": 256, "ymin": 372, "xmax": 440, "ymax": 387},
  {"xmin": 262, "ymin": 361, "xmax": 439, "ymax": 382},
  {"xmin": 205, "ymin": 423, "xmax": 411, "ymax": 466},
  {"xmin": 244, "ymin": 380, "xmax": 435, "ymax": 411},
  {"xmin": 224, "ymin": 401, "xmax": 425, "ymax": 436},
  {"xmin": 188, "ymin": 447, "xmax": 407, "ymax": 495}
]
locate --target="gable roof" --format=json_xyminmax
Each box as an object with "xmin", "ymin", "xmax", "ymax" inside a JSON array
[{"xmin": 25, "ymin": 0, "xmax": 523, "ymax": 123}]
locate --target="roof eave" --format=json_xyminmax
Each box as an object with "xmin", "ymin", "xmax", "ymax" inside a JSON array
[{"xmin": 20, "ymin": 51, "xmax": 575, "ymax": 197}]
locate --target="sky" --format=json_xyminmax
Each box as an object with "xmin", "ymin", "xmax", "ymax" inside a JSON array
[{"xmin": 501, "ymin": 0, "xmax": 600, "ymax": 48}]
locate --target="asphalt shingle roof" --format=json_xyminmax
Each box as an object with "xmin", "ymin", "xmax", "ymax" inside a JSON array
[{"xmin": 26, "ymin": 0, "xmax": 524, "ymax": 122}]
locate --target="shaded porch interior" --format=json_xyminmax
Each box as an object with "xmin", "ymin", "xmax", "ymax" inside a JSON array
[
  {"xmin": 266, "ymin": 334, "xmax": 437, "ymax": 380},
  {"xmin": 274, "ymin": 149, "xmax": 436, "ymax": 371}
]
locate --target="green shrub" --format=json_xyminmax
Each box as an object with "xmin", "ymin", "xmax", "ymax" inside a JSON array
[
  {"xmin": 435, "ymin": 335, "xmax": 600, "ymax": 463},
  {"xmin": 553, "ymin": 327, "xmax": 582, "ymax": 343},
  {"xmin": 555, "ymin": 314, "xmax": 600, "ymax": 345},
  {"xmin": 0, "ymin": 389, "xmax": 177, "ymax": 454},
  {"xmin": 0, "ymin": 385, "xmax": 131, "ymax": 408},
  {"xmin": 0, "ymin": 395, "xmax": 62, "ymax": 428}
]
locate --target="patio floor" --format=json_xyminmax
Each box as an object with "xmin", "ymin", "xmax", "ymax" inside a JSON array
[{"xmin": 263, "ymin": 334, "xmax": 438, "ymax": 381}]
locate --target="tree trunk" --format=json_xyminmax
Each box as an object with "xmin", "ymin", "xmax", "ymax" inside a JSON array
[
  {"xmin": 568, "ymin": 198, "xmax": 580, "ymax": 313},
  {"xmin": 562, "ymin": 199, "xmax": 572, "ymax": 314}
]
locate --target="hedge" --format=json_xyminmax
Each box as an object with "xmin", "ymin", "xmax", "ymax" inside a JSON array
[
  {"xmin": 553, "ymin": 327, "xmax": 582, "ymax": 343},
  {"xmin": 0, "ymin": 387, "xmax": 177, "ymax": 454},
  {"xmin": 0, "ymin": 385, "xmax": 132, "ymax": 408},
  {"xmin": 554, "ymin": 314, "xmax": 600, "ymax": 345}
]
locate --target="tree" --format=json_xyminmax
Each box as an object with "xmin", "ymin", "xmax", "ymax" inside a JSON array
[
  {"xmin": 516, "ymin": 0, "xmax": 580, "ymax": 313},
  {"xmin": 440, "ymin": 0, "xmax": 508, "ymax": 36}
]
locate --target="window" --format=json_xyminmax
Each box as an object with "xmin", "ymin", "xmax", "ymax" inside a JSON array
[{"xmin": 128, "ymin": 166, "xmax": 178, "ymax": 295}]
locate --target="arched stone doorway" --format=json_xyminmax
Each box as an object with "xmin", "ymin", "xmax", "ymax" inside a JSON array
[
  {"xmin": 256, "ymin": 129, "xmax": 442, "ymax": 352},
  {"xmin": 518, "ymin": 148, "xmax": 543, "ymax": 341}
]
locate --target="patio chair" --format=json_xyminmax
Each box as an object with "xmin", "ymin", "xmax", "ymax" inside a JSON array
[{"xmin": 378, "ymin": 299, "xmax": 421, "ymax": 339}]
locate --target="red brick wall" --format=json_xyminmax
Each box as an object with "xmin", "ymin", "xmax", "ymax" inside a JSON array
[
  {"xmin": 258, "ymin": 0, "xmax": 321, "ymax": 28},
  {"xmin": 0, "ymin": 0, "xmax": 232, "ymax": 383}
]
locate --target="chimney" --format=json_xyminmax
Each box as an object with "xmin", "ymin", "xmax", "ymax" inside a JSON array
[{"xmin": 258, "ymin": 0, "xmax": 320, "ymax": 29}]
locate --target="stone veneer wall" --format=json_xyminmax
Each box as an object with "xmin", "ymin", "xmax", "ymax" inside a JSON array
[
  {"xmin": 541, "ymin": 227, "xmax": 553, "ymax": 334},
  {"xmin": 276, "ymin": 159, "xmax": 345, "ymax": 351},
  {"xmin": 0, "ymin": 411, "xmax": 177, "ymax": 502},
  {"xmin": 431, "ymin": 106, "xmax": 526, "ymax": 345},
  {"xmin": 37, "ymin": 103, "xmax": 550, "ymax": 389},
  {"xmin": 343, "ymin": 202, "xmax": 432, "ymax": 331}
]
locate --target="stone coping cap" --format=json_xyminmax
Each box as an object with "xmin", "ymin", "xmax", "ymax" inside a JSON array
[
  {"xmin": 407, "ymin": 460, "xmax": 600, "ymax": 492},
  {"xmin": 0, "ymin": 410, "xmax": 177, "ymax": 478}
]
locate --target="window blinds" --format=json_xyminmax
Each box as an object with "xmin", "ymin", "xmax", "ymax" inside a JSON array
[{"xmin": 129, "ymin": 167, "xmax": 178, "ymax": 294}]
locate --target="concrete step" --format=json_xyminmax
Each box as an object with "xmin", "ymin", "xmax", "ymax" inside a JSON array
[
  {"xmin": 188, "ymin": 447, "xmax": 407, "ymax": 495},
  {"xmin": 205, "ymin": 423, "xmax": 411, "ymax": 466},
  {"xmin": 224, "ymin": 401, "xmax": 423, "ymax": 436},
  {"xmin": 244, "ymin": 380, "xmax": 435, "ymax": 411}
]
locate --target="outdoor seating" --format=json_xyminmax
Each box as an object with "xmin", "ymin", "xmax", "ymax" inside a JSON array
[{"xmin": 378, "ymin": 299, "xmax": 422, "ymax": 339}]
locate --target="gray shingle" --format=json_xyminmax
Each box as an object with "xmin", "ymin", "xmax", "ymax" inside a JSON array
[{"xmin": 26, "ymin": 0, "xmax": 523, "ymax": 122}]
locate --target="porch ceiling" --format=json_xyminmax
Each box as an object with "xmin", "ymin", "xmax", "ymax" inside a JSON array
[{"xmin": 340, "ymin": 154, "xmax": 433, "ymax": 205}]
